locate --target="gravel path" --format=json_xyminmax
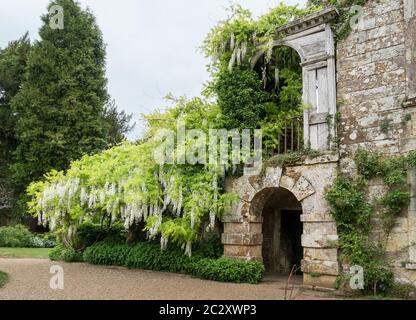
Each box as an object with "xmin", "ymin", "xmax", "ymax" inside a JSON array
[{"xmin": 0, "ymin": 258, "xmax": 337, "ymax": 300}]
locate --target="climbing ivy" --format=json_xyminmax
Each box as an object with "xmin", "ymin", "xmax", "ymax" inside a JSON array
[
  {"xmin": 327, "ymin": 149, "xmax": 416, "ymax": 293},
  {"xmin": 309, "ymin": 0, "xmax": 371, "ymax": 40},
  {"xmin": 354, "ymin": 149, "xmax": 415, "ymax": 233}
]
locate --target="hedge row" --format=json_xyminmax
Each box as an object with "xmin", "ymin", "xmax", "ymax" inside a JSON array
[{"xmin": 83, "ymin": 240, "xmax": 264, "ymax": 284}]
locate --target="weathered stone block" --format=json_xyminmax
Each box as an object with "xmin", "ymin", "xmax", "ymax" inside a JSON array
[
  {"xmin": 303, "ymin": 273, "xmax": 337, "ymax": 289},
  {"xmin": 291, "ymin": 176, "xmax": 315, "ymax": 201},
  {"xmin": 223, "ymin": 221, "xmax": 262, "ymax": 234},
  {"xmin": 263, "ymin": 166, "xmax": 283, "ymax": 189},
  {"xmin": 279, "ymin": 174, "xmax": 296, "ymax": 191},
  {"xmin": 300, "ymin": 213, "xmax": 334, "ymax": 222},
  {"xmin": 223, "ymin": 245, "xmax": 262, "ymax": 259},
  {"xmin": 304, "ymin": 248, "xmax": 338, "ymax": 262},
  {"xmin": 301, "ymin": 234, "xmax": 338, "ymax": 248},
  {"xmin": 221, "ymin": 233, "xmax": 263, "ymax": 246},
  {"xmin": 303, "ymin": 222, "xmax": 337, "ymax": 236},
  {"xmin": 301, "ymin": 259, "xmax": 339, "ymax": 276},
  {"xmin": 304, "ymin": 152, "xmax": 339, "ymax": 165}
]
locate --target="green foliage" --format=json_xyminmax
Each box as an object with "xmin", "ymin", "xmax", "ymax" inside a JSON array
[
  {"xmin": 355, "ymin": 149, "xmax": 410, "ymax": 186},
  {"xmin": 103, "ymin": 99, "xmax": 135, "ymax": 146},
  {"xmin": 326, "ymin": 0, "xmax": 370, "ymax": 41},
  {"xmin": 192, "ymin": 234, "xmax": 223, "ymax": 259},
  {"xmin": 72, "ymin": 222, "xmax": 125, "ymax": 250},
  {"xmin": 0, "ymin": 33, "xmax": 31, "ymax": 166},
  {"xmin": 0, "ymin": 0, "xmax": 133, "ymax": 224},
  {"xmin": 212, "ymin": 67, "xmax": 268, "ymax": 130},
  {"xmin": 379, "ymin": 189, "xmax": 410, "ymax": 232},
  {"xmin": 0, "ymin": 224, "xmax": 55, "ymax": 248},
  {"xmin": 10, "ymin": 193, "xmax": 31, "ymax": 225},
  {"xmin": 327, "ymin": 149, "xmax": 416, "ymax": 294},
  {"xmin": 203, "ymin": 4, "xmax": 311, "ymax": 153},
  {"xmin": 49, "ymin": 243, "xmax": 83, "ymax": 262},
  {"xmin": 191, "ymin": 258, "xmax": 264, "ymax": 284},
  {"xmin": 0, "ymin": 33, "xmax": 32, "ymax": 223},
  {"xmin": 5, "ymin": 0, "xmax": 132, "ymax": 199},
  {"xmin": 354, "ymin": 149, "xmax": 412, "ymax": 231},
  {"xmin": 387, "ymin": 283, "xmax": 416, "ymax": 300},
  {"xmin": 325, "ymin": 176, "xmax": 372, "ymax": 233},
  {"xmin": 82, "ymin": 241, "xmax": 129, "ymax": 265},
  {"xmin": 339, "ymin": 231, "xmax": 393, "ymax": 292},
  {"xmin": 263, "ymin": 149, "xmax": 322, "ymax": 170},
  {"xmin": 0, "ymin": 225, "xmax": 34, "ymax": 247},
  {"xmin": 28, "ymin": 97, "xmax": 235, "ymax": 251},
  {"xmin": 0, "ymin": 271, "xmax": 8, "ymax": 288},
  {"xmin": 10, "ymin": 0, "xmax": 107, "ymax": 190},
  {"xmin": 325, "ymin": 176, "xmax": 371, "ymax": 234},
  {"xmin": 380, "ymin": 189, "xmax": 411, "ymax": 218},
  {"xmin": 354, "ymin": 149, "xmax": 386, "ymax": 180},
  {"xmin": 30, "ymin": 234, "xmax": 56, "ymax": 248},
  {"xmin": 83, "ymin": 239, "xmax": 264, "ymax": 284},
  {"xmin": 326, "ymin": 177, "xmax": 394, "ymax": 293}
]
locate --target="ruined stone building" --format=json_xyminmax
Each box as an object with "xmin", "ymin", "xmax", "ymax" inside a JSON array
[{"xmin": 222, "ymin": 1, "xmax": 416, "ymax": 289}]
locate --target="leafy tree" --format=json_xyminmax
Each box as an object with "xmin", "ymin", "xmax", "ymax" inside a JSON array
[
  {"xmin": 0, "ymin": 33, "xmax": 32, "ymax": 223},
  {"xmin": 103, "ymin": 99, "xmax": 135, "ymax": 146},
  {"xmin": 10, "ymin": 0, "xmax": 125, "ymax": 191},
  {"xmin": 0, "ymin": 33, "xmax": 31, "ymax": 177},
  {"xmin": 212, "ymin": 67, "xmax": 268, "ymax": 130}
]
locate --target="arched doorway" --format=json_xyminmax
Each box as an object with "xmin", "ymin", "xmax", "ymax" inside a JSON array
[{"xmin": 252, "ymin": 187, "xmax": 303, "ymax": 274}]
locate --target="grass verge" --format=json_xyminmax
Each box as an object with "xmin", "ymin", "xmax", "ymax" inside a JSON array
[{"xmin": 0, "ymin": 247, "xmax": 51, "ymax": 259}]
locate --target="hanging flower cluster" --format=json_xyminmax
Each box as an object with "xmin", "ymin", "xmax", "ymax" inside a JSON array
[{"xmin": 28, "ymin": 98, "xmax": 234, "ymax": 256}]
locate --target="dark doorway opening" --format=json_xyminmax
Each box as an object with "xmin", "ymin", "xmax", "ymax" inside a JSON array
[
  {"xmin": 280, "ymin": 209, "xmax": 303, "ymax": 274},
  {"xmin": 260, "ymin": 188, "xmax": 303, "ymax": 275}
]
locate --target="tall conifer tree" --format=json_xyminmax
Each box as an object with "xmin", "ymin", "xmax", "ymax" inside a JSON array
[{"xmin": 11, "ymin": 0, "xmax": 110, "ymax": 189}]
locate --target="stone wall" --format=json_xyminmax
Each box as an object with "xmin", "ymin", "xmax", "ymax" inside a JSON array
[
  {"xmin": 337, "ymin": 0, "xmax": 415, "ymax": 162},
  {"xmin": 337, "ymin": 0, "xmax": 416, "ymax": 282}
]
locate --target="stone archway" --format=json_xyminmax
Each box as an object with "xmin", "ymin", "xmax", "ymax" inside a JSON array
[
  {"xmin": 222, "ymin": 160, "xmax": 340, "ymax": 289},
  {"xmin": 252, "ymin": 187, "xmax": 303, "ymax": 274}
]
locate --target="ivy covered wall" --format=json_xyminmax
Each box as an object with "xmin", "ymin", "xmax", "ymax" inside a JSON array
[{"xmin": 334, "ymin": 0, "xmax": 416, "ymax": 289}]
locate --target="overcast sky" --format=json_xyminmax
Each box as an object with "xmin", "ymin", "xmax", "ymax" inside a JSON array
[{"xmin": 0, "ymin": 0, "xmax": 307, "ymax": 139}]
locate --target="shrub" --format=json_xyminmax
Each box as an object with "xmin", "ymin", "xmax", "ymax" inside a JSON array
[
  {"xmin": 49, "ymin": 243, "xmax": 83, "ymax": 262},
  {"xmin": 192, "ymin": 234, "xmax": 223, "ymax": 259},
  {"xmin": 191, "ymin": 258, "xmax": 265, "ymax": 284},
  {"xmin": 73, "ymin": 222, "xmax": 125, "ymax": 250},
  {"xmin": 83, "ymin": 240, "xmax": 264, "ymax": 284},
  {"xmin": 30, "ymin": 236, "xmax": 53, "ymax": 248},
  {"xmin": 0, "ymin": 225, "xmax": 56, "ymax": 248},
  {"xmin": 30, "ymin": 233, "xmax": 56, "ymax": 248},
  {"xmin": 124, "ymin": 242, "xmax": 201, "ymax": 273},
  {"xmin": 82, "ymin": 241, "xmax": 131, "ymax": 266},
  {"xmin": 0, "ymin": 225, "xmax": 33, "ymax": 247},
  {"xmin": 388, "ymin": 283, "xmax": 416, "ymax": 300}
]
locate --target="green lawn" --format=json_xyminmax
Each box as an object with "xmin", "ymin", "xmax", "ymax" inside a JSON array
[
  {"xmin": 0, "ymin": 247, "xmax": 51, "ymax": 259},
  {"xmin": 0, "ymin": 271, "xmax": 8, "ymax": 288}
]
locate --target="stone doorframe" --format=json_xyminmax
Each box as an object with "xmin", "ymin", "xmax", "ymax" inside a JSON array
[
  {"xmin": 253, "ymin": 7, "xmax": 338, "ymax": 151},
  {"xmin": 222, "ymin": 155, "xmax": 340, "ymax": 289}
]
